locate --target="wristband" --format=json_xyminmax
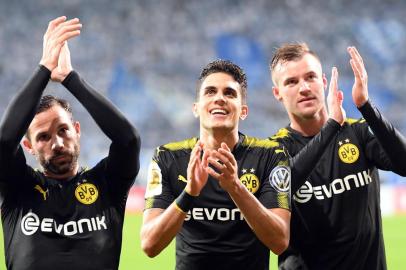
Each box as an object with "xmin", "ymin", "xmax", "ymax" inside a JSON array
[{"xmin": 174, "ymin": 190, "xmax": 196, "ymax": 213}]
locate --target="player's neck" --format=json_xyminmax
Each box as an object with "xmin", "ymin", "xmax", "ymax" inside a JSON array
[
  {"xmin": 199, "ymin": 127, "xmax": 239, "ymax": 150},
  {"xmin": 289, "ymin": 111, "xmax": 328, "ymax": 137},
  {"xmin": 43, "ymin": 164, "xmax": 79, "ymax": 180}
]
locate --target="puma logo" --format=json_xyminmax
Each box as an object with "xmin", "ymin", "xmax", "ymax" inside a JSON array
[
  {"xmin": 34, "ymin": 185, "xmax": 49, "ymax": 201},
  {"xmin": 178, "ymin": 175, "xmax": 187, "ymax": 183}
]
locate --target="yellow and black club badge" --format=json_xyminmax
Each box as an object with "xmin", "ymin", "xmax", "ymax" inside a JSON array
[
  {"xmin": 239, "ymin": 168, "xmax": 260, "ymax": 194},
  {"xmin": 75, "ymin": 182, "xmax": 99, "ymax": 205},
  {"xmin": 338, "ymin": 138, "xmax": 359, "ymax": 164}
]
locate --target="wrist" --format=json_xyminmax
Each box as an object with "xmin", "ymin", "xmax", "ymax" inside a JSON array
[
  {"xmin": 185, "ymin": 183, "xmax": 200, "ymax": 196},
  {"xmin": 174, "ymin": 189, "xmax": 197, "ymax": 213},
  {"xmin": 39, "ymin": 62, "xmax": 53, "ymax": 72},
  {"xmin": 356, "ymin": 98, "xmax": 369, "ymax": 108},
  {"xmin": 39, "ymin": 55, "xmax": 57, "ymax": 71},
  {"xmin": 223, "ymin": 178, "xmax": 243, "ymax": 196}
]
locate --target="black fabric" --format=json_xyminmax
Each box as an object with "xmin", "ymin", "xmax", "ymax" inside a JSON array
[
  {"xmin": 274, "ymin": 101, "xmax": 406, "ymax": 270},
  {"xmin": 0, "ymin": 67, "xmax": 140, "ymax": 270},
  {"xmin": 144, "ymin": 133, "xmax": 291, "ymax": 270}
]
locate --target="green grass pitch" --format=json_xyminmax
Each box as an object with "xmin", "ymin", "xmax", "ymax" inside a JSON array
[{"xmin": 0, "ymin": 214, "xmax": 404, "ymax": 269}]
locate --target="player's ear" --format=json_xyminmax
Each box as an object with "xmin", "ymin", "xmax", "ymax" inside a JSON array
[
  {"xmin": 240, "ymin": 105, "xmax": 248, "ymax": 120},
  {"xmin": 323, "ymin": 73, "xmax": 328, "ymax": 91},
  {"xmin": 192, "ymin": 102, "xmax": 199, "ymax": 118},
  {"xmin": 74, "ymin": 121, "xmax": 81, "ymax": 138},
  {"xmin": 22, "ymin": 137, "xmax": 35, "ymax": 155},
  {"xmin": 273, "ymin": 86, "xmax": 283, "ymax": 102}
]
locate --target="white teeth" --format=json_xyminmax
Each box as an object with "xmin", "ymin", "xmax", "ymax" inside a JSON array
[{"xmin": 211, "ymin": 109, "xmax": 227, "ymax": 115}]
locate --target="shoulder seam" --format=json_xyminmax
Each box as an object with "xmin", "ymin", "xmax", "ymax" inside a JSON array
[{"xmin": 242, "ymin": 135, "xmax": 280, "ymax": 149}]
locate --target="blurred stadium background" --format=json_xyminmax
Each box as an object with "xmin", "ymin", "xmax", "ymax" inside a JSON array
[{"xmin": 0, "ymin": 0, "xmax": 405, "ymax": 269}]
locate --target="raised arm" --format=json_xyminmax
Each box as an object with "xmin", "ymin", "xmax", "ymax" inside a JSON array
[
  {"xmin": 56, "ymin": 44, "xmax": 140, "ymax": 149},
  {"xmin": 0, "ymin": 17, "xmax": 81, "ymax": 153},
  {"xmin": 49, "ymin": 41, "xmax": 140, "ymax": 179},
  {"xmin": 348, "ymin": 46, "xmax": 406, "ymax": 176}
]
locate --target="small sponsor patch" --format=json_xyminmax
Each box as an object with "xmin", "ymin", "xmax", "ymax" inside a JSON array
[
  {"xmin": 145, "ymin": 161, "xmax": 163, "ymax": 198},
  {"xmin": 269, "ymin": 165, "xmax": 290, "ymax": 193}
]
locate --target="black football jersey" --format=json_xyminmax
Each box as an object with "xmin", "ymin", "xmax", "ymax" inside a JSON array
[
  {"xmin": 273, "ymin": 101, "xmax": 406, "ymax": 270},
  {"xmin": 145, "ymin": 133, "xmax": 291, "ymax": 270},
  {"xmin": 0, "ymin": 145, "xmax": 135, "ymax": 270}
]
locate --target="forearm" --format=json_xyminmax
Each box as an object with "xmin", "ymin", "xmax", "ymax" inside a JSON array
[
  {"xmin": 359, "ymin": 100, "xmax": 406, "ymax": 175},
  {"xmin": 62, "ymin": 70, "xmax": 139, "ymax": 146},
  {"xmin": 0, "ymin": 65, "xmax": 50, "ymax": 147},
  {"xmin": 290, "ymin": 119, "xmax": 340, "ymax": 192},
  {"xmin": 227, "ymin": 183, "xmax": 290, "ymax": 255},
  {"xmin": 141, "ymin": 205, "xmax": 187, "ymax": 257}
]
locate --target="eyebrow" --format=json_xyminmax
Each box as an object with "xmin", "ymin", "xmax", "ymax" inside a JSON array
[
  {"xmin": 35, "ymin": 131, "xmax": 48, "ymax": 141},
  {"xmin": 283, "ymin": 71, "xmax": 318, "ymax": 84},
  {"xmin": 283, "ymin": 76, "xmax": 297, "ymax": 85},
  {"xmin": 204, "ymin": 86, "xmax": 217, "ymax": 91}
]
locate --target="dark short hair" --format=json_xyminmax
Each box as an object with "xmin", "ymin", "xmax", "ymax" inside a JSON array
[
  {"xmin": 270, "ymin": 42, "xmax": 321, "ymax": 84},
  {"xmin": 196, "ymin": 60, "xmax": 247, "ymax": 104},
  {"xmin": 25, "ymin": 95, "xmax": 73, "ymax": 140}
]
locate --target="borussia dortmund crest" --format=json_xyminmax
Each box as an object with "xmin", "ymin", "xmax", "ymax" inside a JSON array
[
  {"xmin": 338, "ymin": 138, "xmax": 359, "ymax": 164},
  {"xmin": 239, "ymin": 168, "xmax": 260, "ymax": 194}
]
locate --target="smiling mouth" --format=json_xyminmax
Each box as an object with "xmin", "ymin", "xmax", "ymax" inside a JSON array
[{"xmin": 210, "ymin": 108, "xmax": 228, "ymax": 116}]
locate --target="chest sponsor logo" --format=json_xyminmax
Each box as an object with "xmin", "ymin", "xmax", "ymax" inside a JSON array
[
  {"xmin": 185, "ymin": 208, "xmax": 244, "ymax": 221},
  {"xmin": 34, "ymin": 185, "xmax": 49, "ymax": 201},
  {"xmin": 269, "ymin": 165, "xmax": 290, "ymax": 193},
  {"xmin": 75, "ymin": 183, "xmax": 98, "ymax": 205},
  {"xmin": 294, "ymin": 169, "xmax": 372, "ymax": 203},
  {"xmin": 21, "ymin": 212, "xmax": 107, "ymax": 236},
  {"xmin": 145, "ymin": 160, "xmax": 163, "ymax": 198},
  {"xmin": 239, "ymin": 168, "xmax": 259, "ymax": 194},
  {"xmin": 338, "ymin": 139, "xmax": 359, "ymax": 164}
]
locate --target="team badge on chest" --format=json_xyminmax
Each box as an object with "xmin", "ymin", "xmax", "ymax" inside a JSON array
[
  {"xmin": 338, "ymin": 138, "xmax": 359, "ymax": 164},
  {"xmin": 75, "ymin": 181, "xmax": 99, "ymax": 205},
  {"xmin": 239, "ymin": 168, "xmax": 260, "ymax": 194}
]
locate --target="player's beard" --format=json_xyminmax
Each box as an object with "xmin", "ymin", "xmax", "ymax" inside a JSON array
[{"xmin": 40, "ymin": 143, "xmax": 80, "ymax": 176}]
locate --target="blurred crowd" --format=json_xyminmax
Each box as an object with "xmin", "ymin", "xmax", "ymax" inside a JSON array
[{"xmin": 1, "ymin": 0, "xmax": 405, "ymax": 185}]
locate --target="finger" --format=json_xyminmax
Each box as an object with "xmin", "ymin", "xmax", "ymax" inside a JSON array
[
  {"xmin": 48, "ymin": 18, "xmax": 80, "ymax": 40},
  {"xmin": 328, "ymin": 67, "xmax": 338, "ymax": 96},
  {"xmin": 348, "ymin": 47, "xmax": 365, "ymax": 76},
  {"xmin": 350, "ymin": 46, "xmax": 364, "ymax": 64},
  {"xmin": 221, "ymin": 142, "xmax": 230, "ymax": 151},
  {"xmin": 188, "ymin": 144, "xmax": 200, "ymax": 167},
  {"xmin": 54, "ymin": 23, "xmax": 82, "ymax": 40},
  {"xmin": 217, "ymin": 148, "xmax": 237, "ymax": 168},
  {"xmin": 191, "ymin": 142, "xmax": 200, "ymax": 156},
  {"xmin": 55, "ymin": 30, "xmax": 81, "ymax": 45},
  {"xmin": 46, "ymin": 16, "xmax": 67, "ymax": 34},
  {"xmin": 349, "ymin": 59, "xmax": 362, "ymax": 80},
  {"xmin": 207, "ymin": 157, "xmax": 226, "ymax": 172},
  {"xmin": 220, "ymin": 143, "xmax": 237, "ymax": 166},
  {"xmin": 206, "ymin": 166, "xmax": 222, "ymax": 180},
  {"xmin": 202, "ymin": 149, "xmax": 210, "ymax": 169},
  {"xmin": 210, "ymin": 151, "xmax": 234, "ymax": 175},
  {"xmin": 55, "ymin": 18, "xmax": 81, "ymax": 30}
]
